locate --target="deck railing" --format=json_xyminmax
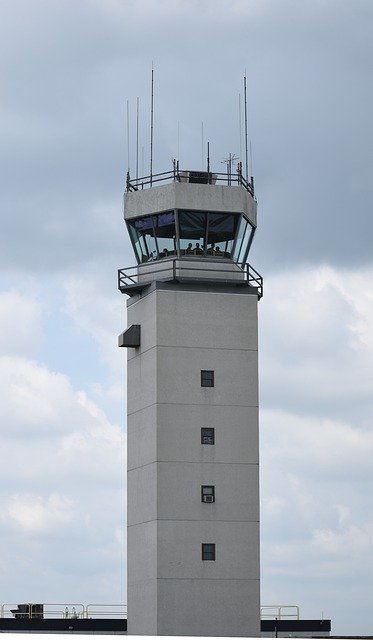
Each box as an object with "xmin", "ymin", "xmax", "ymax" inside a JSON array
[
  {"xmin": 0, "ymin": 603, "xmax": 127, "ymax": 620},
  {"xmin": 126, "ymin": 164, "xmax": 255, "ymax": 197},
  {"xmin": 118, "ymin": 258, "xmax": 263, "ymax": 298},
  {"xmin": 260, "ymin": 605, "xmax": 300, "ymax": 620}
]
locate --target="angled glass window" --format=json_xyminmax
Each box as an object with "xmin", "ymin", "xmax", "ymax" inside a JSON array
[
  {"xmin": 232, "ymin": 215, "xmax": 255, "ymax": 265},
  {"xmin": 206, "ymin": 213, "xmax": 238, "ymax": 258},
  {"xmin": 127, "ymin": 212, "xmax": 176, "ymax": 263},
  {"xmin": 154, "ymin": 212, "xmax": 177, "ymax": 258},
  {"xmin": 179, "ymin": 211, "xmax": 207, "ymax": 255}
]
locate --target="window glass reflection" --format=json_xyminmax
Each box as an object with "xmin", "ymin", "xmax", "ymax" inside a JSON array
[
  {"xmin": 179, "ymin": 211, "xmax": 206, "ymax": 255},
  {"xmin": 237, "ymin": 223, "xmax": 254, "ymax": 265},
  {"xmin": 127, "ymin": 212, "xmax": 176, "ymax": 263},
  {"xmin": 207, "ymin": 213, "xmax": 238, "ymax": 258},
  {"xmin": 154, "ymin": 212, "xmax": 177, "ymax": 258},
  {"xmin": 233, "ymin": 216, "xmax": 247, "ymax": 262},
  {"xmin": 127, "ymin": 209, "xmax": 252, "ymax": 264}
]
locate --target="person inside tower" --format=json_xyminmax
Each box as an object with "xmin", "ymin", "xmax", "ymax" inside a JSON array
[
  {"xmin": 186, "ymin": 242, "xmax": 193, "ymax": 254},
  {"xmin": 194, "ymin": 242, "xmax": 203, "ymax": 255},
  {"xmin": 214, "ymin": 246, "xmax": 223, "ymax": 256},
  {"xmin": 207, "ymin": 242, "xmax": 215, "ymax": 255}
]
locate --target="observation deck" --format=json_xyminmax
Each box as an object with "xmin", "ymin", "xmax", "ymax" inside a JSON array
[{"xmin": 119, "ymin": 165, "xmax": 263, "ymax": 298}]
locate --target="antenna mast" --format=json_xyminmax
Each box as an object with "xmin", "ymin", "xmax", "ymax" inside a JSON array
[
  {"xmin": 239, "ymin": 93, "xmax": 243, "ymax": 165},
  {"xmin": 126, "ymin": 99, "xmax": 130, "ymax": 172},
  {"xmin": 150, "ymin": 64, "xmax": 154, "ymax": 186},
  {"xmin": 136, "ymin": 97, "xmax": 139, "ymax": 181},
  {"xmin": 244, "ymin": 74, "xmax": 249, "ymax": 183}
]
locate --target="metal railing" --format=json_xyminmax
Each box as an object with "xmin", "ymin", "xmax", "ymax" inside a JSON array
[
  {"xmin": 0, "ymin": 603, "xmax": 127, "ymax": 620},
  {"xmin": 118, "ymin": 258, "xmax": 263, "ymax": 298},
  {"xmin": 260, "ymin": 605, "xmax": 300, "ymax": 620},
  {"xmin": 126, "ymin": 163, "xmax": 255, "ymax": 197}
]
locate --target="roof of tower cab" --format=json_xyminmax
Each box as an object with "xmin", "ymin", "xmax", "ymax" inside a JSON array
[{"xmin": 124, "ymin": 167, "xmax": 257, "ymax": 229}]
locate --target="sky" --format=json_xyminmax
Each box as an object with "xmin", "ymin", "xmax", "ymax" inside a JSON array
[{"xmin": 0, "ymin": 0, "xmax": 373, "ymax": 634}]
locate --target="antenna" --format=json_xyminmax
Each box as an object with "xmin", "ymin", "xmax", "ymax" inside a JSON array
[
  {"xmin": 207, "ymin": 141, "xmax": 210, "ymax": 176},
  {"xmin": 244, "ymin": 74, "xmax": 249, "ymax": 183},
  {"xmin": 177, "ymin": 121, "xmax": 180, "ymax": 162},
  {"xmin": 201, "ymin": 122, "xmax": 204, "ymax": 169},
  {"xmin": 126, "ymin": 99, "xmax": 130, "ymax": 172},
  {"xmin": 150, "ymin": 63, "xmax": 154, "ymax": 186},
  {"xmin": 238, "ymin": 93, "xmax": 243, "ymax": 164},
  {"xmin": 136, "ymin": 97, "xmax": 139, "ymax": 181},
  {"xmin": 249, "ymin": 140, "xmax": 253, "ymax": 177},
  {"xmin": 221, "ymin": 153, "xmax": 239, "ymax": 185}
]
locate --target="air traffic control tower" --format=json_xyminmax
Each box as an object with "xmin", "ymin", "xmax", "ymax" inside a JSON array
[{"xmin": 118, "ymin": 164, "xmax": 262, "ymax": 636}]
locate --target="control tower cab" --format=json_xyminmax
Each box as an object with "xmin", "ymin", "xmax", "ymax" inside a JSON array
[
  {"xmin": 119, "ymin": 165, "xmax": 262, "ymax": 637},
  {"xmin": 119, "ymin": 167, "xmax": 262, "ymax": 297}
]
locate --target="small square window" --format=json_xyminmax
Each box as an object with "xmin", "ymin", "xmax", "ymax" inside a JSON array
[
  {"xmin": 201, "ymin": 485, "xmax": 215, "ymax": 503},
  {"xmin": 201, "ymin": 427, "xmax": 215, "ymax": 445},
  {"xmin": 201, "ymin": 370, "xmax": 214, "ymax": 387},
  {"xmin": 202, "ymin": 543, "xmax": 215, "ymax": 561}
]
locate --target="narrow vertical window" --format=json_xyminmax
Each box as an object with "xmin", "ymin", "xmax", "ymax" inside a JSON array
[
  {"xmin": 201, "ymin": 370, "xmax": 214, "ymax": 387},
  {"xmin": 201, "ymin": 427, "xmax": 215, "ymax": 445},
  {"xmin": 202, "ymin": 543, "xmax": 216, "ymax": 561}
]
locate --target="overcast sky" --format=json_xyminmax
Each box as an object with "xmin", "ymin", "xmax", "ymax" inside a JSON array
[{"xmin": 1, "ymin": 0, "xmax": 372, "ymax": 635}]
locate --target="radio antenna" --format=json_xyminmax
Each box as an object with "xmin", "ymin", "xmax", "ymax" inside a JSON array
[
  {"xmin": 126, "ymin": 99, "xmax": 130, "ymax": 172},
  {"xmin": 136, "ymin": 97, "xmax": 139, "ymax": 181},
  {"xmin": 238, "ymin": 93, "xmax": 243, "ymax": 164},
  {"xmin": 177, "ymin": 121, "xmax": 180, "ymax": 161},
  {"xmin": 244, "ymin": 74, "xmax": 249, "ymax": 183},
  {"xmin": 150, "ymin": 63, "xmax": 154, "ymax": 186}
]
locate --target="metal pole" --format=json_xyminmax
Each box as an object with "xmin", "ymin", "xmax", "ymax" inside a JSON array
[
  {"xmin": 136, "ymin": 97, "xmax": 139, "ymax": 181},
  {"xmin": 126, "ymin": 99, "xmax": 130, "ymax": 172},
  {"xmin": 244, "ymin": 75, "xmax": 249, "ymax": 183},
  {"xmin": 150, "ymin": 64, "xmax": 154, "ymax": 186}
]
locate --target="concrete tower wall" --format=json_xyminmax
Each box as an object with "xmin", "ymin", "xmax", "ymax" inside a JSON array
[{"xmin": 127, "ymin": 284, "xmax": 260, "ymax": 636}]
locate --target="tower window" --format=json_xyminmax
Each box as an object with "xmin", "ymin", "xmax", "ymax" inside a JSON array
[
  {"xmin": 202, "ymin": 543, "xmax": 216, "ymax": 561},
  {"xmin": 201, "ymin": 370, "xmax": 214, "ymax": 387},
  {"xmin": 201, "ymin": 485, "xmax": 215, "ymax": 503},
  {"xmin": 201, "ymin": 427, "xmax": 215, "ymax": 445}
]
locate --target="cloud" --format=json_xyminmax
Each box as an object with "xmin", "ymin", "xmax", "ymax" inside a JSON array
[
  {"xmin": 5, "ymin": 493, "xmax": 76, "ymax": 534},
  {"xmin": 0, "ymin": 291, "xmax": 43, "ymax": 356},
  {"xmin": 260, "ymin": 265, "xmax": 373, "ymax": 421}
]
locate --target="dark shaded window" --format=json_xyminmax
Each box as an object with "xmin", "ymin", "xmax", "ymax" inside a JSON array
[
  {"xmin": 179, "ymin": 211, "xmax": 206, "ymax": 255},
  {"xmin": 232, "ymin": 215, "xmax": 254, "ymax": 265},
  {"xmin": 201, "ymin": 370, "xmax": 214, "ymax": 387},
  {"xmin": 202, "ymin": 543, "xmax": 216, "ymax": 561},
  {"xmin": 201, "ymin": 485, "xmax": 215, "ymax": 503},
  {"xmin": 127, "ymin": 212, "xmax": 176, "ymax": 263},
  {"xmin": 206, "ymin": 212, "xmax": 239, "ymax": 258},
  {"xmin": 201, "ymin": 427, "xmax": 215, "ymax": 445}
]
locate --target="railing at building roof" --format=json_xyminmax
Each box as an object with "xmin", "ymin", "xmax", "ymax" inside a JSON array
[
  {"xmin": 1, "ymin": 603, "xmax": 127, "ymax": 620},
  {"xmin": 260, "ymin": 605, "xmax": 300, "ymax": 620},
  {"xmin": 126, "ymin": 161, "xmax": 255, "ymax": 197},
  {"xmin": 118, "ymin": 258, "xmax": 263, "ymax": 299}
]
